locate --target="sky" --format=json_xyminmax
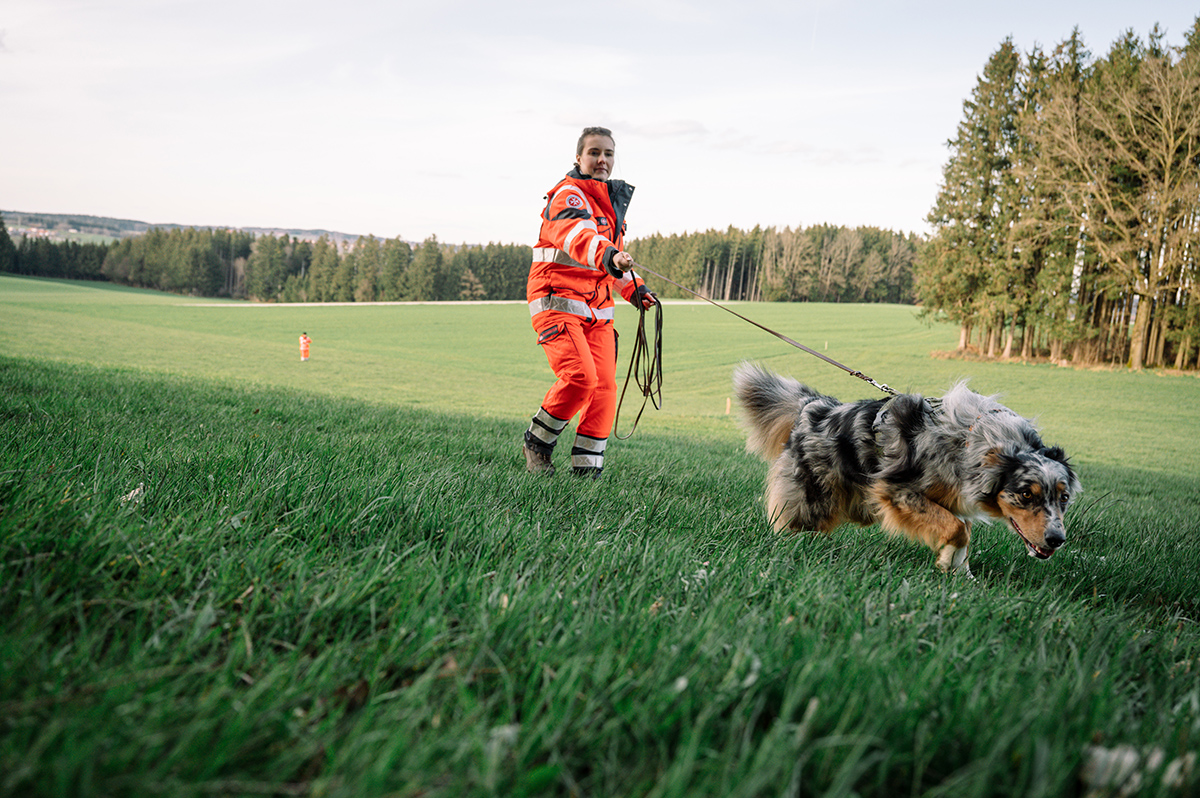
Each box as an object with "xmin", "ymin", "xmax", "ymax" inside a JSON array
[{"xmin": 2, "ymin": 1, "xmax": 1196, "ymax": 245}]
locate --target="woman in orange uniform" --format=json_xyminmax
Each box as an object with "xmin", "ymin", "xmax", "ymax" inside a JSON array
[{"xmin": 522, "ymin": 126, "xmax": 657, "ymax": 478}]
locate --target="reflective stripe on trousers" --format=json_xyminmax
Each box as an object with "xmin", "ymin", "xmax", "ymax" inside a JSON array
[
  {"xmin": 527, "ymin": 406, "xmax": 568, "ymax": 448},
  {"xmin": 571, "ymin": 432, "xmax": 607, "ymax": 470}
]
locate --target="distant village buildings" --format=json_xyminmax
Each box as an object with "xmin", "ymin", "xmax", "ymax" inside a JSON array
[{"xmin": 10, "ymin": 224, "xmax": 78, "ymax": 241}]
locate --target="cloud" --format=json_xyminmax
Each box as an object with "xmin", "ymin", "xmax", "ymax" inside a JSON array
[
  {"xmin": 624, "ymin": 120, "xmax": 710, "ymax": 139},
  {"xmin": 763, "ymin": 139, "xmax": 886, "ymax": 166}
]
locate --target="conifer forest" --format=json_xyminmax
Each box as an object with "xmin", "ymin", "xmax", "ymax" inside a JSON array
[{"xmin": 921, "ymin": 21, "xmax": 1200, "ymax": 370}]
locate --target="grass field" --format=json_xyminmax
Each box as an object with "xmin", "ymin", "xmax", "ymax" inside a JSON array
[{"xmin": 2, "ymin": 274, "xmax": 1199, "ymax": 797}]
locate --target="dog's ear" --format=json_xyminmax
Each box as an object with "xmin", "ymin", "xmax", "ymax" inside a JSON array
[
  {"xmin": 1040, "ymin": 445, "xmax": 1070, "ymax": 466},
  {"xmin": 982, "ymin": 445, "xmax": 1022, "ymax": 471},
  {"xmin": 1040, "ymin": 445, "xmax": 1082, "ymax": 496},
  {"xmin": 979, "ymin": 446, "xmax": 1023, "ymax": 497}
]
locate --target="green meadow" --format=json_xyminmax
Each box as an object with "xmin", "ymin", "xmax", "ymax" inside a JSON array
[{"xmin": 2, "ymin": 273, "xmax": 1199, "ymax": 797}]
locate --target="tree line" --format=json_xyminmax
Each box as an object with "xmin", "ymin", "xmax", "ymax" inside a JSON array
[
  {"xmin": 627, "ymin": 225, "xmax": 918, "ymax": 304},
  {"xmin": 918, "ymin": 19, "xmax": 1200, "ymax": 370},
  {"xmin": 1, "ymin": 214, "xmax": 918, "ymax": 306},
  {"xmin": 0, "ymin": 217, "xmax": 533, "ymax": 302},
  {"xmin": 0, "ymin": 224, "xmax": 109, "ymax": 282},
  {"xmin": 101, "ymin": 228, "xmax": 535, "ymax": 302}
]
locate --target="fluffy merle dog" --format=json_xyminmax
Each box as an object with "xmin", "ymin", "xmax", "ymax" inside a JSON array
[{"xmin": 733, "ymin": 362, "xmax": 1080, "ymax": 575}]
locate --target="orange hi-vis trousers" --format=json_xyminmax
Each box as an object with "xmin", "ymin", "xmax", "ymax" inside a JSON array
[{"xmin": 526, "ymin": 312, "xmax": 616, "ymax": 470}]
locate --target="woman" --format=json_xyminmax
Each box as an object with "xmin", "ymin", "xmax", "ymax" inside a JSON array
[{"xmin": 522, "ymin": 126, "xmax": 657, "ymax": 478}]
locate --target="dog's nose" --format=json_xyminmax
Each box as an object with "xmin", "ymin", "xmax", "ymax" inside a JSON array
[{"xmin": 1045, "ymin": 529, "xmax": 1065, "ymax": 549}]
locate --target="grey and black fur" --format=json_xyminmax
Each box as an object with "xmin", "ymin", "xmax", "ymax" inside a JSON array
[{"xmin": 733, "ymin": 362, "xmax": 1080, "ymax": 574}]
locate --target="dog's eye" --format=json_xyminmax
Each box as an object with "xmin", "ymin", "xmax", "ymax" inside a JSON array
[
  {"xmin": 1021, "ymin": 489, "xmax": 1033, "ymax": 500},
  {"xmin": 1060, "ymin": 493, "xmax": 1070, "ymax": 505}
]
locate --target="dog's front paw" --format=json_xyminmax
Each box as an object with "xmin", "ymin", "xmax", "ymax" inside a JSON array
[{"xmin": 936, "ymin": 544, "xmax": 973, "ymax": 577}]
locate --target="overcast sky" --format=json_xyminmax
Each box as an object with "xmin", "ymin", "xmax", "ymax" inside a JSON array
[{"xmin": 2, "ymin": 1, "xmax": 1196, "ymax": 245}]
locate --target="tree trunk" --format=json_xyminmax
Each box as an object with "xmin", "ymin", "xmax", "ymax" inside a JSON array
[
  {"xmin": 1095, "ymin": 297, "xmax": 1111, "ymax": 362},
  {"xmin": 1128, "ymin": 295, "xmax": 1152, "ymax": 370},
  {"xmin": 1112, "ymin": 297, "xmax": 1132, "ymax": 367},
  {"xmin": 1152, "ymin": 295, "xmax": 1169, "ymax": 367},
  {"xmin": 1146, "ymin": 302, "xmax": 1161, "ymax": 368},
  {"xmin": 958, "ymin": 325, "xmax": 970, "ymax": 351}
]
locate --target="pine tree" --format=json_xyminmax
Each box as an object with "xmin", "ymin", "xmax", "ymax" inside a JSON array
[
  {"xmin": 0, "ymin": 213, "xmax": 16, "ymax": 273},
  {"xmin": 245, "ymin": 234, "xmax": 286, "ymax": 300},
  {"xmin": 332, "ymin": 243, "xmax": 357, "ymax": 302},
  {"xmin": 379, "ymin": 237, "xmax": 412, "ymax": 301},
  {"xmin": 918, "ymin": 39, "xmax": 1023, "ymax": 348},
  {"xmin": 459, "ymin": 268, "xmax": 487, "ymax": 300},
  {"xmin": 352, "ymin": 235, "xmax": 381, "ymax": 302},
  {"xmin": 307, "ymin": 236, "xmax": 339, "ymax": 302},
  {"xmin": 404, "ymin": 237, "xmax": 443, "ymax": 300},
  {"xmin": 1013, "ymin": 33, "xmax": 1092, "ymax": 360}
]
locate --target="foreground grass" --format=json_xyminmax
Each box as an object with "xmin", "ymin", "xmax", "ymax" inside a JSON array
[{"xmin": 2, "ymin": 356, "xmax": 1199, "ymax": 798}]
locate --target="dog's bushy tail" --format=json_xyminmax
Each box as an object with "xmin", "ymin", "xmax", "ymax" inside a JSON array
[{"xmin": 733, "ymin": 362, "xmax": 822, "ymax": 462}]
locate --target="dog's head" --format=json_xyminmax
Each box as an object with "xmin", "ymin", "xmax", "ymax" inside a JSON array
[{"xmin": 990, "ymin": 445, "xmax": 1081, "ymax": 559}]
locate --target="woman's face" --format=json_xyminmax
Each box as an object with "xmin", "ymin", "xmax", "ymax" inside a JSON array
[{"xmin": 576, "ymin": 135, "xmax": 615, "ymax": 180}]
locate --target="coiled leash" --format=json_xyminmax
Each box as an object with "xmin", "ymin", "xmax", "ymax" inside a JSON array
[
  {"xmin": 613, "ymin": 273, "xmax": 663, "ymax": 440},
  {"xmin": 623, "ymin": 261, "xmax": 900, "ymax": 400}
]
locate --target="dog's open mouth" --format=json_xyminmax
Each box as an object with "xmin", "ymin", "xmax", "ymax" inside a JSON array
[{"xmin": 1008, "ymin": 518, "xmax": 1054, "ymax": 559}]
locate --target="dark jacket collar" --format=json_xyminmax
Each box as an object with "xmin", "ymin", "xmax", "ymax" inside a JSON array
[{"xmin": 565, "ymin": 167, "xmax": 635, "ymax": 237}]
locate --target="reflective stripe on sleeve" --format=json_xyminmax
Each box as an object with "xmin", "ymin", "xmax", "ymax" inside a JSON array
[
  {"xmin": 532, "ymin": 247, "xmax": 596, "ymax": 271},
  {"xmin": 586, "ymin": 235, "xmax": 607, "ymax": 269},
  {"xmin": 562, "ymin": 219, "xmax": 597, "ymax": 252}
]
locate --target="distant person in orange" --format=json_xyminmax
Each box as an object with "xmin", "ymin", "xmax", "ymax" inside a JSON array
[
  {"xmin": 299, "ymin": 332, "xmax": 311, "ymax": 361},
  {"xmin": 522, "ymin": 126, "xmax": 656, "ymax": 479}
]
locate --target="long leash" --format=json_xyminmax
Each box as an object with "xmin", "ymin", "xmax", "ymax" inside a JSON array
[
  {"xmin": 612, "ymin": 278, "xmax": 663, "ymax": 440},
  {"xmin": 629, "ymin": 261, "xmax": 900, "ymax": 398}
]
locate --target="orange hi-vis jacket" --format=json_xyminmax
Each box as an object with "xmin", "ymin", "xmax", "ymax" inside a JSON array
[{"xmin": 527, "ymin": 168, "xmax": 642, "ymax": 325}]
